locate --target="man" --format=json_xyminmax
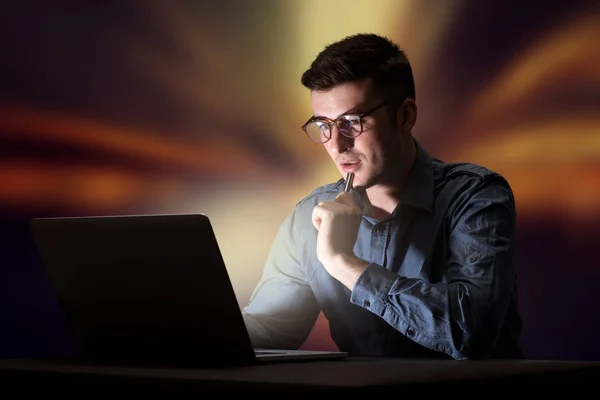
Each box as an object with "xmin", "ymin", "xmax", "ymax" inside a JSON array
[{"xmin": 242, "ymin": 33, "xmax": 524, "ymax": 360}]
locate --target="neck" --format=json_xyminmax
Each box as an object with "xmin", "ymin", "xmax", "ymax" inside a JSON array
[{"xmin": 363, "ymin": 139, "xmax": 417, "ymax": 220}]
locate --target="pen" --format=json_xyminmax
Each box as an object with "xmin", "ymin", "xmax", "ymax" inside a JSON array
[{"xmin": 344, "ymin": 172, "xmax": 354, "ymax": 192}]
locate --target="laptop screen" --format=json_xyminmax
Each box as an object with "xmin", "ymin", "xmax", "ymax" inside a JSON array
[{"xmin": 30, "ymin": 214, "xmax": 257, "ymax": 367}]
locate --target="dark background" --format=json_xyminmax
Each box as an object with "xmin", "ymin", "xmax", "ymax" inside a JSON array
[{"xmin": 1, "ymin": 0, "xmax": 599, "ymax": 360}]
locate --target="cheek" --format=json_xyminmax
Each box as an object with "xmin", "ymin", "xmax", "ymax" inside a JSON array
[
  {"xmin": 323, "ymin": 143, "xmax": 338, "ymax": 161},
  {"xmin": 356, "ymin": 135, "xmax": 383, "ymax": 158},
  {"xmin": 359, "ymin": 133, "xmax": 395, "ymax": 165}
]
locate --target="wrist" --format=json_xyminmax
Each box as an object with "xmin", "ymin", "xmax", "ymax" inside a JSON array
[{"xmin": 326, "ymin": 253, "xmax": 369, "ymax": 290}]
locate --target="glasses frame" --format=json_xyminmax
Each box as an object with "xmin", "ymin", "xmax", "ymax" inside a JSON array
[{"xmin": 301, "ymin": 100, "xmax": 392, "ymax": 143}]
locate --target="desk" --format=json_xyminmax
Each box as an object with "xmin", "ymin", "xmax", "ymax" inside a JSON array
[{"xmin": 1, "ymin": 357, "xmax": 599, "ymax": 395}]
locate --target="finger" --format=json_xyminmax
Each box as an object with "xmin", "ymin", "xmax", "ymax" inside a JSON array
[
  {"xmin": 312, "ymin": 214, "xmax": 322, "ymax": 230},
  {"xmin": 312, "ymin": 204, "xmax": 324, "ymax": 230}
]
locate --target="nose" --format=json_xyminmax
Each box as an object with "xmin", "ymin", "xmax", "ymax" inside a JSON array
[{"xmin": 327, "ymin": 125, "xmax": 354, "ymax": 154}]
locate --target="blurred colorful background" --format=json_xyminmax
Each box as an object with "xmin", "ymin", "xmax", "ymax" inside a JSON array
[{"xmin": 1, "ymin": 0, "xmax": 599, "ymax": 360}]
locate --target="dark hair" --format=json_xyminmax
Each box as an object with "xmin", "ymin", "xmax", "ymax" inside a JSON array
[{"xmin": 301, "ymin": 33, "xmax": 415, "ymax": 101}]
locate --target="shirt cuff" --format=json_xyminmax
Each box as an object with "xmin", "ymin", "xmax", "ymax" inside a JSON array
[{"xmin": 349, "ymin": 263, "xmax": 398, "ymax": 316}]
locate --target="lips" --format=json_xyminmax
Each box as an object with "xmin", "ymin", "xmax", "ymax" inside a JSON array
[{"xmin": 340, "ymin": 160, "xmax": 360, "ymax": 173}]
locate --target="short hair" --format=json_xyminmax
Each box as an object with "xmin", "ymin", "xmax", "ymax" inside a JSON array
[{"xmin": 301, "ymin": 33, "xmax": 415, "ymax": 101}]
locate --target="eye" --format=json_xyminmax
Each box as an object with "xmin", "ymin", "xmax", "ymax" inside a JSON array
[
  {"xmin": 315, "ymin": 121, "xmax": 329, "ymax": 133},
  {"xmin": 340, "ymin": 115, "xmax": 359, "ymax": 122},
  {"xmin": 337, "ymin": 116, "xmax": 362, "ymax": 135}
]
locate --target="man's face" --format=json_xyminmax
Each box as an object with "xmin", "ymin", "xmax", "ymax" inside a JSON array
[{"xmin": 310, "ymin": 78, "xmax": 405, "ymax": 189}]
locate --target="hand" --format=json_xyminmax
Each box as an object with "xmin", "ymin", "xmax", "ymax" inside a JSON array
[{"xmin": 312, "ymin": 191, "xmax": 363, "ymax": 270}]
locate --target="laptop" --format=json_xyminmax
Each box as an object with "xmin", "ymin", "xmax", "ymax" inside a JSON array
[{"xmin": 29, "ymin": 213, "xmax": 347, "ymax": 368}]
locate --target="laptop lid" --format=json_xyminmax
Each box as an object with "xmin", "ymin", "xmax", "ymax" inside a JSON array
[{"xmin": 30, "ymin": 213, "xmax": 259, "ymax": 368}]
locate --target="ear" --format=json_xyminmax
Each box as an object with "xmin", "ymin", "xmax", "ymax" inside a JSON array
[{"xmin": 395, "ymin": 98, "xmax": 417, "ymax": 134}]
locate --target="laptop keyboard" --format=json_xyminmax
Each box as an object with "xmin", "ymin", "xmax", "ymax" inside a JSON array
[{"xmin": 254, "ymin": 350, "xmax": 287, "ymax": 355}]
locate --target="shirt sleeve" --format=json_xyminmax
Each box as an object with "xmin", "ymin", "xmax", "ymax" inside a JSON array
[
  {"xmin": 350, "ymin": 175, "xmax": 518, "ymax": 359},
  {"xmin": 242, "ymin": 210, "xmax": 320, "ymax": 349}
]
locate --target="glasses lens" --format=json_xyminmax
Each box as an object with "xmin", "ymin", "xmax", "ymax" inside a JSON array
[
  {"xmin": 337, "ymin": 116, "xmax": 362, "ymax": 137},
  {"xmin": 305, "ymin": 121, "xmax": 329, "ymax": 142}
]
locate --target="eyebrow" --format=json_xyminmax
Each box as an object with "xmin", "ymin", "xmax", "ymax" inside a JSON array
[{"xmin": 312, "ymin": 104, "xmax": 366, "ymax": 121}]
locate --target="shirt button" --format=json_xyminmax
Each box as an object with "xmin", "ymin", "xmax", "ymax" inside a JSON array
[
  {"xmin": 363, "ymin": 300, "xmax": 371, "ymax": 308},
  {"xmin": 469, "ymin": 255, "xmax": 479, "ymax": 263},
  {"xmin": 406, "ymin": 328, "xmax": 416, "ymax": 337}
]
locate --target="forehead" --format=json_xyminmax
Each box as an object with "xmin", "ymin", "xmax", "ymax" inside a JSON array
[{"xmin": 310, "ymin": 78, "xmax": 378, "ymax": 119}]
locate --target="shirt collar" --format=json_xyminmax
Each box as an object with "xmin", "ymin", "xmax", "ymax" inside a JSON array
[{"xmin": 399, "ymin": 139, "xmax": 434, "ymax": 212}]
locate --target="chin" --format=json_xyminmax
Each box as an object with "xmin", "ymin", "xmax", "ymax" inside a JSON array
[
  {"xmin": 361, "ymin": 173, "xmax": 383, "ymax": 189},
  {"xmin": 352, "ymin": 176, "xmax": 370, "ymax": 190}
]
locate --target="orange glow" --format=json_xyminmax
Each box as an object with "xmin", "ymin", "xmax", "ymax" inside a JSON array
[
  {"xmin": 447, "ymin": 117, "xmax": 600, "ymax": 219},
  {"xmin": 0, "ymin": 160, "xmax": 184, "ymax": 212},
  {"xmin": 0, "ymin": 103, "xmax": 274, "ymax": 179},
  {"xmin": 504, "ymin": 165, "xmax": 600, "ymax": 218}
]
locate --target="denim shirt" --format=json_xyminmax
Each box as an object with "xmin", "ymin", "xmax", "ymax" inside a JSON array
[{"xmin": 242, "ymin": 140, "xmax": 524, "ymax": 360}]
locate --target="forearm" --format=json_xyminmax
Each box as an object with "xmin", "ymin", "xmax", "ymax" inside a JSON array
[
  {"xmin": 349, "ymin": 263, "xmax": 513, "ymax": 360},
  {"xmin": 242, "ymin": 313, "xmax": 270, "ymax": 349},
  {"xmin": 326, "ymin": 253, "xmax": 370, "ymax": 290},
  {"xmin": 242, "ymin": 302, "xmax": 319, "ymax": 349},
  {"xmin": 242, "ymin": 210, "xmax": 321, "ymax": 349},
  {"xmin": 322, "ymin": 246, "xmax": 509, "ymax": 358}
]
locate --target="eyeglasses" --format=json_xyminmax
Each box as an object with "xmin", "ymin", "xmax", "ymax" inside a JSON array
[{"xmin": 301, "ymin": 101, "xmax": 390, "ymax": 143}]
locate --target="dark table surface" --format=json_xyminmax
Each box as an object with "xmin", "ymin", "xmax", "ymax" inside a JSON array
[{"xmin": 1, "ymin": 356, "xmax": 599, "ymax": 395}]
